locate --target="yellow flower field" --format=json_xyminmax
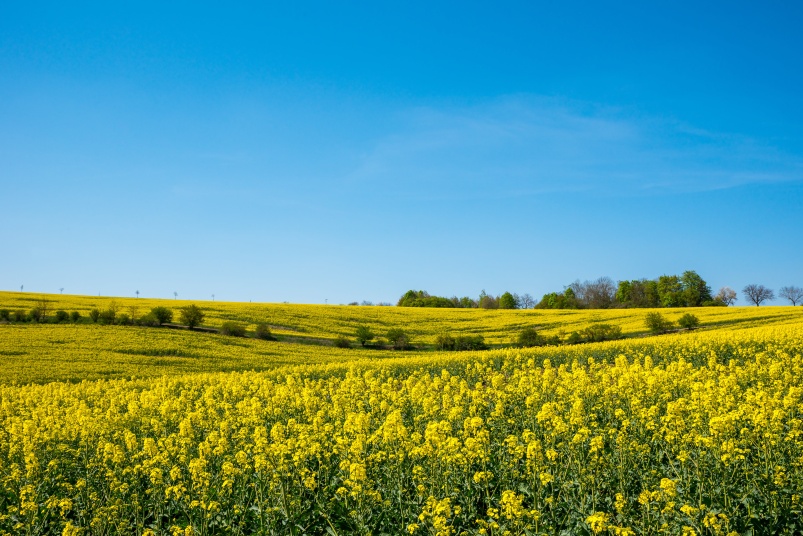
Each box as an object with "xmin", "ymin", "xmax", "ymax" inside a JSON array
[
  {"xmin": 1, "ymin": 313, "xmax": 803, "ymax": 534},
  {"xmin": 2, "ymin": 291, "xmax": 801, "ymax": 345},
  {"xmin": 0, "ymin": 323, "xmax": 402, "ymax": 385}
]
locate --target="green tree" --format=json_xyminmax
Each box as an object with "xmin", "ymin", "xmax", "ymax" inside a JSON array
[
  {"xmin": 499, "ymin": 292, "xmax": 518, "ymax": 309},
  {"xmin": 355, "ymin": 325, "xmax": 375, "ymax": 346},
  {"xmin": 397, "ymin": 290, "xmax": 458, "ymax": 308},
  {"xmin": 28, "ymin": 307, "xmax": 43, "ymax": 323},
  {"xmin": 680, "ymin": 270, "xmax": 712, "ymax": 307},
  {"xmin": 615, "ymin": 280, "xmax": 632, "ymax": 305},
  {"xmin": 386, "ymin": 328, "xmax": 411, "ymax": 350},
  {"xmin": 617, "ymin": 279, "xmax": 661, "ymax": 308},
  {"xmin": 478, "ymin": 290, "xmax": 499, "ymax": 309},
  {"xmin": 626, "ymin": 279, "xmax": 661, "ymax": 308},
  {"xmin": 98, "ymin": 301, "xmax": 118, "ymax": 325},
  {"xmin": 150, "ymin": 306, "xmax": 173, "ymax": 325},
  {"xmin": 179, "ymin": 304, "xmax": 204, "ymax": 329},
  {"xmin": 657, "ymin": 275, "xmax": 683, "ymax": 307},
  {"xmin": 535, "ymin": 287, "xmax": 579, "ymax": 309}
]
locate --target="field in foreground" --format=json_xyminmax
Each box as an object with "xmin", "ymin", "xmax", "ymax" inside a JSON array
[{"xmin": 2, "ymin": 312, "xmax": 803, "ymax": 534}]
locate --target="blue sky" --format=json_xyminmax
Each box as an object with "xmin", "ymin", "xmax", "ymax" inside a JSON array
[{"xmin": 2, "ymin": 1, "xmax": 802, "ymax": 304}]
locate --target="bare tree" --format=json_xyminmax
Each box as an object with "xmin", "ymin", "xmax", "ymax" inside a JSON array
[
  {"xmin": 107, "ymin": 300, "xmax": 120, "ymax": 319},
  {"xmin": 715, "ymin": 286, "xmax": 737, "ymax": 306},
  {"xmin": 520, "ymin": 293, "xmax": 535, "ymax": 309},
  {"xmin": 742, "ymin": 284, "xmax": 774, "ymax": 306},
  {"xmin": 779, "ymin": 286, "xmax": 803, "ymax": 306},
  {"xmin": 577, "ymin": 277, "xmax": 616, "ymax": 308},
  {"xmin": 31, "ymin": 298, "xmax": 50, "ymax": 322},
  {"xmin": 128, "ymin": 303, "xmax": 140, "ymax": 323}
]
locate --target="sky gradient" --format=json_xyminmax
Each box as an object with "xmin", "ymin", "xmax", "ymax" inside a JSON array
[{"xmin": 2, "ymin": 1, "xmax": 802, "ymax": 304}]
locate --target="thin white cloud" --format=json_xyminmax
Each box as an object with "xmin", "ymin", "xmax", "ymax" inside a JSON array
[{"xmin": 347, "ymin": 95, "xmax": 803, "ymax": 199}]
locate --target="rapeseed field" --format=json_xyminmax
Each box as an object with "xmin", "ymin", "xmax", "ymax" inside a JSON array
[
  {"xmin": 1, "ymin": 291, "xmax": 801, "ymax": 345},
  {"xmin": 1, "ymin": 306, "xmax": 803, "ymax": 533}
]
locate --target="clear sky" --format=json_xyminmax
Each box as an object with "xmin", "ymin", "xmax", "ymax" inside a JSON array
[{"xmin": 2, "ymin": 1, "xmax": 802, "ymax": 304}]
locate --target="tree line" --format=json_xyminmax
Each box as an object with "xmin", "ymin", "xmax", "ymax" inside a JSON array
[
  {"xmin": 397, "ymin": 290, "xmax": 535, "ymax": 309},
  {"xmin": 397, "ymin": 273, "xmax": 803, "ymax": 309}
]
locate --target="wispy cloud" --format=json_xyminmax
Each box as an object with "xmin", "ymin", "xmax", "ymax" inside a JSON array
[{"xmin": 347, "ymin": 95, "xmax": 803, "ymax": 199}]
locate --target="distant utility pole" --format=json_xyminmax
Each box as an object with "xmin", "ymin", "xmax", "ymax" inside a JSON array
[
  {"xmin": 212, "ymin": 294, "xmax": 215, "ymax": 302},
  {"xmin": 60, "ymin": 288, "xmax": 64, "ymax": 294},
  {"xmin": 174, "ymin": 291, "xmax": 178, "ymax": 300},
  {"xmin": 136, "ymin": 290, "xmax": 140, "ymax": 298},
  {"xmin": 20, "ymin": 285, "xmax": 23, "ymax": 292}
]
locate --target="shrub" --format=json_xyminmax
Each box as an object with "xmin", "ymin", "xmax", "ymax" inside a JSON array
[
  {"xmin": 578, "ymin": 324, "xmax": 623, "ymax": 343},
  {"xmin": 137, "ymin": 313, "xmax": 160, "ymax": 327},
  {"xmin": 0, "ymin": 309, "xmax": 10, "ymax": 321},
  {"xmin": 98, "ymin": 309, "xmax": 116, "ymax": 325},
  {"xmin": 678, "ymin": 313, "xmax": 700, "ymax": 330},
  {"xmin": 386, "ymin": 328, "xmax": 411, "ymax": 350},
  {"xmin": 150, "ymin": 307, "xmax": 173, "ymax": 326},
  {"xmin": 116, "ymin": 313, "xmax": 131, "ymax": 326},
  {"xmin": 435, "ymin": 333, "xmax": 456, "ymax": 351},
  {"xmin": 454, "ymin": 335, "xmax": 489, "ymax": 351},
  {"xmin": 645, "ymin": 312, "xmax": 674, "ymax": 334},
  {"xmin": 29, "ymin": 307, "xmax": 43, "ymax": 323},
  {"xmin": 517, "ymin": 327, "xmax": 542, "ymax": 347},
  {"xmin": 254, "ymin": 323, "xmax": 276, "ymax": 341},
  {"xmin": 54, "ymin": 310, "xmax": 69, "ymax": 323},
  {"xmin": 13, "ymin": 310, "xmax": 27, "ymax": 322},
  {"xmin": 433, "ymin": 333, "xmax": 490, "ymax": 351},
  {"xmin": 179, "ymin": 305, "xmax": 204, "ymax": 329},
  {"xmin": 333, "ymin": 336, "xmax": 351, "ymax": 348},
  {"xmin": 355, "ymin": 325, "xmax": 375, "ymax": 346},
  {"xmin": 89, "ymin": 308, "xmax": 100, "ymax": 323},
  {"xmin": 566, "ymin": 331, "xmax": 583, "ymax": 345},
  {"xmin": 70, "ymin": 311, "xmax": 81, "ymax": 323},
  {"xmin": 220, "ymin": 321, "xmax": 246, "ymax": 337}
]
